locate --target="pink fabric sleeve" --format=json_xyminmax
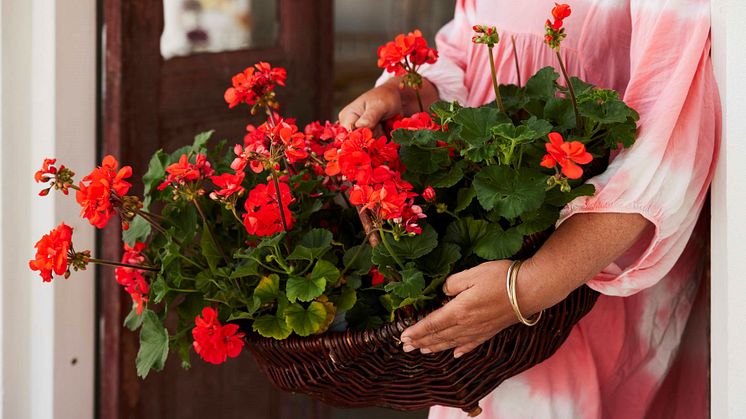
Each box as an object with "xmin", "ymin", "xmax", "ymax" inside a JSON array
[
  {"xmin": 558, "ymin": 0, "xmax": 720, "ymax": 296},
  {"xmin": 375, "ymin": 0, "xmax": 471, "ymax": 103}
]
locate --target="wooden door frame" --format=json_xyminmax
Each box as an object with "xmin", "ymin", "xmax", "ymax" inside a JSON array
[{"xmin": 99, "ymin": 1, "xmax": 332, "ymax": 417}]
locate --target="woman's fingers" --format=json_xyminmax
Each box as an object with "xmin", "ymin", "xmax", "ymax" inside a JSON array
[
  {"xmin": 453, "ymin": 342, "xmax": 482, "ymax": 359},
  {"xmin": 400, "ymin": 303, "xmax": 460, "ymax": 346},
  {"xmin": 338, "ymin": 102, "xmax": 364, "ymax": 130},
  {"xmin": 418, "ymin": 331, "xmax": 485, "ymax": 354},
  {"xmin": 442, "ymin": 268, "xmax": 476, "ymax": 297}
]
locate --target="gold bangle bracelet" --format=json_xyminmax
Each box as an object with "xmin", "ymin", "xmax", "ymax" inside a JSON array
[{"xmin": 506, "ymin": 260, "xmax": 542, "ymax": 326}]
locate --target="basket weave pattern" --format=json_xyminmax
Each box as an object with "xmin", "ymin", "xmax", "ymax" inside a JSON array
[{"xmin": 247, "ymin": 283, "xmax": 599, "ymax": 415}]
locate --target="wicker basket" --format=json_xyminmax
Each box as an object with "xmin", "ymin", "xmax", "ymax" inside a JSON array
[{"xmin": 246, "ymin": 229, "xmax": 600, "ymax": 417}]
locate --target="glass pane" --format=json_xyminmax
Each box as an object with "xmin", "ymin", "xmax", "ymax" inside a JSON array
[
  {"xmin": 161, "ymin": 0, "xmax": 278, "ymax": 59},
  {"xmin": 333, "ymin": 0, "xmax": 457, "ymax": 114}
]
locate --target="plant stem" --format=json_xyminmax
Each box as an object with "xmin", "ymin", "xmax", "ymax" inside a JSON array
[
  {"xmin": 270, "ymin": 171, "xmax": 290, "ymax": 232},
  {"xmin": 169, "ymin": 288, "xmax": 199, "ymax": 293},
  {"xmin": 193, "ymin": 199, "xmax": 230, "ymax": 264},
  {"xmin": 88, "ymin": 258, "xmax": 160, "ymax": 272},
  {"xmin": 487, "ymin": 46, "xmax": 505, "ymax": 113},
  {"xmin": 176, "ymin": 253, "xmax": 206, "ymax": 270},
  {"xmin": 511, "ymin": 35, "xmax": 522, "ymax": 86},
  {"xmin": 339, "ymin": 231, "xmax": 375, "ymax": 277},
  {"xmin": 378, "ymin": 228, "xmax": 405, "ymax": 270},
  {"xmin": 414, "ymin": 87, "xmax": 424, "ymax": 113},
  {"xmin": 555, "ymin": 50, "xmax": 581, "ymax": 129},
  {"xmin": 356, "ymin": 206, "xmax": 381, "ymax": 248}
]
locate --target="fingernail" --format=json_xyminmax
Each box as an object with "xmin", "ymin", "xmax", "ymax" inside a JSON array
[
  {"xmin": 402, "ymin": 345, "xmax": 415, "ymax": 352},
  {"xmin": 400, "ymin": 336, "xmax": 412, "ymax": 344},
  {"xmin": 420, "ymin": 348, "xmax": 432, "ymax": 354},
  {"xmin": 454, "ymin": 351, "xmax": 464, "ymax": 359}
]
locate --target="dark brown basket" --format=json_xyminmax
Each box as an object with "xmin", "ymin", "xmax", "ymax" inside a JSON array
[{"xmin": 246, "ymin": 237, "xmax": 600, "ymax": 417}]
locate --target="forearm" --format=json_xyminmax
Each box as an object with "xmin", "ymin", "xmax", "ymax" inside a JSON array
[
  {"xmin": 381, "ymin": 77, "xmax": 439, "ymax": 115},
  {"xmin": 518, "ymin": 212, "xmax": 653, "ymax": 315}
]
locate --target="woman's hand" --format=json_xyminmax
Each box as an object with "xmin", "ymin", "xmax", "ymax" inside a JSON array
[
  {"xmin": 338, "ymin": 77, "xmax": 439, "ymax": 130},
  {"xmin": 400, "ymin": 260, "xmax": 542, "ymax": 358},
  {"xmin": 399, "ymin": 212, "xmax": 653, "ymax": 358}
]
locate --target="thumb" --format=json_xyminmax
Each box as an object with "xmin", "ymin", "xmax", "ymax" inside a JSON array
[
  {"xmin": 442, "ymin": 269, "xmax": 474, "ymax": 297},
  {"xmin": 354, "ymin": 102, "xmax": 387, "ymax": 128}
]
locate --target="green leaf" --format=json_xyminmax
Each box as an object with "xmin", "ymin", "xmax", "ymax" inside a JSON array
[
  {"xmin": 253, "ymin": 274, "xmax": 280, "ymax": 303},
  {"xmin": 426, "ymin": 160, "xmax": 465, "ymax": 188},
  {"xmin": 444, "ymin": 217, "xmax": 490, "ymax": 256},
  {"xmin": 253, "ymin": 313, "xmax": 292, "ymax": 340},
  {"xmin": 569, "ymin": 77, "xmax": 595, "ymax": 96},
  {"xmin": 522, "ymin": 116, "xmax": 554, "ymax": 140},
  {"xmin": 499, "ymin": 84, "xmax": 529, "ymax": 111},
  {"xmin": 151, "ymin": 275, "xmax": 168, "ymax": 303},
  {"xmin": 286, "ymin": 275, "xmax": 326, "ymax": 303},
  {"xmin": 430, "ymin": 100, "xmax": 462, "ymax": 127},
  {"xmin": 525, "ymin": 66, "xmax": 560, "ymax": 99},
  {"xmin": 122, "ymin": 215, "xmax": 152, "ymax": 247},
  {"xmin": 142, "ymin": 150, "xmax": 169, "ymax": 201},
  {"xmin": 192, "ymin": 130, "xmax": 214, "ymax": 152},
  {"xmin": 473, "ymin": 166, "xmax": 546, "ymax": 218},
  {"xmin": 607, "ymin": 121, "xmax": 638, "ymax": 148},
  {"xmin": 453, "ymin": 106, "xmax": 509, "ymax": 145},
  {"xmin": 342, "ymin": 244, "xmax": 373, "ymax": 276},
  {"xmin": 384, "ymin": 267, "xmax": 426, "ymax": 299},
  {"xmin": 473, "ymin": 225, "xmax": 524, "ymax": 260},
  {"xmin": 399, "ymin": 145, "xmax": 451, "ymax": 174},
  {"xmin": 229, "ymin": 259, "xmax": 261, "ymax": 279},
  {"xmin": 545, "ymin": 183, "xmax": 596, "ymax": 207},
  {"xmin": 135, "ymin": 310, "xmax": 169, "ymax": 379},
  {"xmin": 330, "ymin": 286, "xmax": 357, "ymax": 311},
  {"xmin": 492, "ymin": 123, "xmax": 536, "ymax": 146},
  {"xmin": 543, "ymin": 98, "xmax": 577, "ymax": 131},
  {"xmin": 311, "ymin": 259, "xmax": 340, "ymax": 283},
  {"xmin": 417, "ymin": 242, "xmax": 461, "ymax": 278},
  {"xmin": 284, "ymin": 302, "xmax": 327, "ymax": 337},
  {"xmin": 123, "ymin": 304, "xmax": 145, "ymax": 331},
  {"xmin": 287, "ymin": 228, "xmax": 333, "ymax": 261},
  {"xmin": 372, "ymin": 225, "xmax": 438, "ymax": 267},
  {"xmin": 517, "ymin": 206, "xmax": 560, "ymax": 235},
  {"xmin": 200, "ymin": 222, "xmax": 222, "ymax": 273},
  {"xmin": 454, "ymin": 186, "xmax": 477, "ymax": 213},
  {"xmin": 391, "ymin": 127, "xmax": 447, "ymax": 147}
]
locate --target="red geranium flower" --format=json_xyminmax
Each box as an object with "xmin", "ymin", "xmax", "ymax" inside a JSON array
[
  {"xmin": 552, "ymin": 3, "xmax": 572, "ymax": 27},
  {"xmin": 422, "ymin": 186, "xmax": 436, "ymax": 203},
  {"xmin": 277, "ymin": 121, "xmax": 309, "ymax": 164},
  {"xmin": 76, "ymin": 155, "xmax": 133, "ymax": 229},
  {"xmin": 540, "ymin": 132, "xmax": 592, "ymax": 179},
  {"xmin": 192, "ymin": 307, "xmax": 245, "ymax": 365},
  {"xmin": 115, "ymin": 242, "xmax": 150, "ymax": 314},
  {"xmin": 224, "ymin": 62, "xmax": 287, "ymax": 110},
  {"xmin": 242, "ymin": 182, "xmax": 295, "ymax": 237},
  {"xmin": 377, "ymin": 30, "xmax": 438, "ymax": 76},
  {"xmin": 158, "ymin": 153, "xmax": 214, "ymax": 191},
  {"xmin": 209, "ymin": 171, "xmax": 245, "ymax": 201},
  {"xmin": 29, "ymin": 222, "xmax": 74, "ymax": 282},
  {"xmin": 369, "ymin": 267, "xmax": 385, "ymax": 286},
  {"xmin": 391, "ymin": 112, "xmax": 441, "ymax": 132},
  {"xmin": 545, "ymin": 3, "xmax": 572, "ymax": 49}
]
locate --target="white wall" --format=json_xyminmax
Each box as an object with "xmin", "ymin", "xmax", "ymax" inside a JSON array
[
  {"xmin": 710, "ymin": 0, "xmax": 746, "ymax": 418},
  {"xmin": 0, "ymin": 0, "xmax": 96, "ymax": 418}
]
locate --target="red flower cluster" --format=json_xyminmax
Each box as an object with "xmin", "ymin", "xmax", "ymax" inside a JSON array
[
  {"xmin": 324, "ymin": 128, "xmax": 425, "ymax": 235},
  {"xmin": 540, "ymin": 132, "xmax": 592, "ymax": 179},
  {"xmin": 158, "ymin": 153, "xmax": 214, "ymax": 192},
  {"xmin": 192, "ymin": 307, "xmax": 245, "ymax": 365},
  {"xmin": 391, "ymin": 112, "xmax": 441, "ymax": 132},
  {"xmin": 35, "ymin": 158, "xmax": 74, "ymax": 196},
  {"xmin": 224, "ymin": 62, "xmax": 287, "ymax": 110},
  {"xmin": 304, "ymin": 120, "xmax": 348, "ymax": 176},
  {"xmin": 29, "ymin": 222, "xmax": 74, "ymax": 282},
  {"xmin": 377, "ymin": 30, "xmax": 438, "ymax": 77},
  {"xmin": 243, "ymin": 182, "xmax": 295, "ymax": 237},
  {"xmin": 471, "ymin": 25, "xmax": 500, "ymax": 47},
  {"xmin": 76, "ymin": 155, "xmax": 133, "ymax": 229},
  {"xmin": 115, "ymin": 242, "xmax": 150, "ymax": 314},
  {"xmin": 544, "ymin": 3, "xmax": 572, "ymax": 49}
]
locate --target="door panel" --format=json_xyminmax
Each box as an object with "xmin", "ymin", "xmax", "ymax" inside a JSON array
[{"xmin": 100, "ymin": 1, "xmax": 331, "ymax": 418}]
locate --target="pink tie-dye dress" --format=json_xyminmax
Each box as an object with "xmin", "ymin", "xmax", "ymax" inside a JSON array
[{"xmin": 377, "ymin": 0, "xmax": 720, "ymax": 417}]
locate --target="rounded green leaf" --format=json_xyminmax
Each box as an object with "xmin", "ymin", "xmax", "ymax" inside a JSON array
[
  {"xmin": 253, "ymin": 313, "xmax": 292, "ymax": 340},
  {"xmin": 286, "ymin": 275, "xmax": 326, "ymax": 303},
  {"xmin": 473, "ymin": 225, "xmax": 524, "ymax": 261},
  {"xmin": 473, "ymin": 166, "xmax": 545, "ymax": 219},
  {"xmin": 285, "ymin": 302, "xmax": 327, "ymax": 337}
]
